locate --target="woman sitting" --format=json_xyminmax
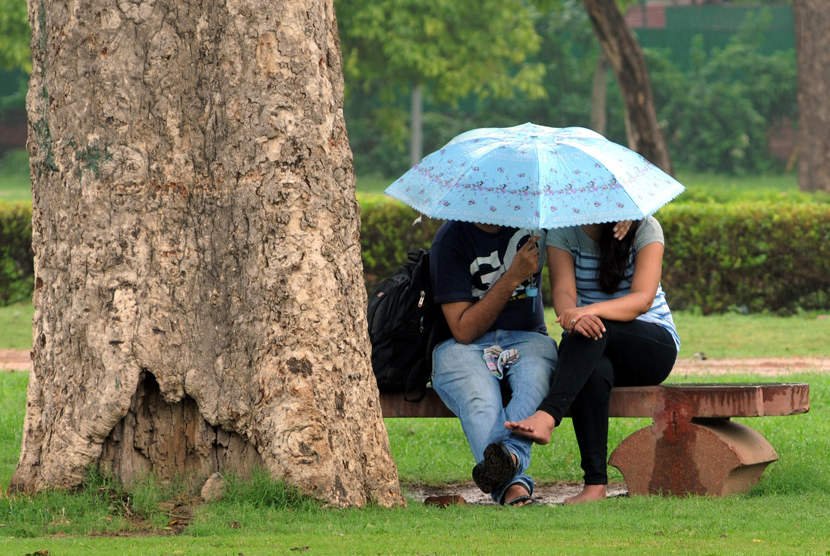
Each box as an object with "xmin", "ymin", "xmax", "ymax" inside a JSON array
[{"xmin": 505, "ymin": 216, "xmax": 680, "ymax": 504}]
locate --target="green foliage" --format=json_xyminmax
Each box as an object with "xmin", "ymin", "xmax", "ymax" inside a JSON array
[
  {"xmin": 337, "ymin": 0, "xmax": 545, "ymax": 104},
  {"xmin": 646, "ymin": 9, "xmax": 797, "ymax": 175},
  {"xmin": 3, "ymin": 195, "xmax": 830, "ymax": 315},
  {"xmin": 341, "ymin": 3, "xmax": 796, "ymax": 178},
  {"xmin": 0, "ymin": 148, "xmax": 28, "ymax": 176},
  {"xmin": 0, "ymin": 70, "xmax": 27, "ymax": 110},
  {"xmin": 0, "ymin": 0, "xmax": 30, "ymax": 73},
  {"xmin": 0, "ymin": 201, "xmax": 33, "ymax": 305},
  {"xmin": 672, "ymin": 171, "xmax": 828, "ymax": 205},
  {"xmin": 337, "ymin": 0, "xmax": 547, "ymax": 177},
  {"xmin": 470, "ymin": 2, "xmax": 602, "ymax": 133}
]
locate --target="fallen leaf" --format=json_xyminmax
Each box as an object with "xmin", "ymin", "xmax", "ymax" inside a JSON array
[{"xmin": 424, "ymin": 495, "xmax": 467, "ymax": 508}]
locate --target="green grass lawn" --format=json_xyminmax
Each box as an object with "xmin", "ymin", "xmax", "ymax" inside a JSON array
[
  {"xmin": 1, "ymin": 370, "xmax": 828, "ymax": 554},
  {"xmin": 0, "ymin": 150, "xmax": 30, "ymax": 202},
  {"xmin": 2, "ymin": 309, "xmax": 829, "ymax": 554},
  {"xmin": 0, "ymin": 302, "xmax": 33, "ymax": 350},
  {"xmin": 4, "ymin": 302, "xmax": 829, "ymax": 357},
  {"xmin": 0, "ymin": 172, "xmax": 30, "ymax": 202}
]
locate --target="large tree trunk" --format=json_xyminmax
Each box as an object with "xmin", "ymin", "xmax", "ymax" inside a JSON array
[
  {"xmin": 14, "ymin": 0, "xmax": 404, "ymax": 508},
  {"xmin": 582, "ymin": 0, "xmax": 674, "ymax": 175},
  {"xmin": 793, "ymin": 0, "xmax": 830, "ymax": 193}
]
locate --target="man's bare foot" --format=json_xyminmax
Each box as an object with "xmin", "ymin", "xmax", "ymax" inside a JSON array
[
  {"xmin": 563, "ymin": 484, "xmax": 607, "ymax": 505},
  {"xmin": 504, "ymin": 411, "xmax": 555, "ymax": 445},
  {"xmin": 503, "ymin": 483, "xmax": 533, "ymax": 506}
]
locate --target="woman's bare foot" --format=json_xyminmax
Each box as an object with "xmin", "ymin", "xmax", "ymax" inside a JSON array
[
  {"xmin": 563, "ymin": 484, "xmax": 607, "ymax": 505},
  {"xmin": 503, "ymin": 483, "xmax": 533, "ymax": 506},
  {"xmin": 504, "ymin": 411, "xmax": 555, "ymax": 445}
]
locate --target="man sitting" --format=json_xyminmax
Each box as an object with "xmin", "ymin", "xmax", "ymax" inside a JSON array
[{"xmin": 429, "ymin": 221, "xmax": 558, "ymax": 506}]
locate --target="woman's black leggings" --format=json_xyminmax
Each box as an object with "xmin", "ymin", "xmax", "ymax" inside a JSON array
[{"xmin": 538, "ymin": 319, "xmax": 677, "ymax": 485}]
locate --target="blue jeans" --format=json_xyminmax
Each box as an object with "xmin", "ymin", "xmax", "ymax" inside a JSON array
[{"xmin": 431, "ymin": 329, "xmax": 558, "ymax": 503}]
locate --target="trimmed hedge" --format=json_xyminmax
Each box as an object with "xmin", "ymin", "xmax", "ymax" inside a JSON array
[
  {"xmin": 659, "ymin": 202, "xmax": 830, "ymax": 314},
  {"xmin": 359, "ymin": 196, "xmax": 830, "ymax": 315},
  {"xmin": 0, "ymin": 201, "xmax": 33, "ymax": 305},
  {"xmin": 3, "ymin": 198, "xmax": 830, "ymax": 314},
  {"xmin": 358, "ymin": 194, "xmax": 443, "ymax": 293}
]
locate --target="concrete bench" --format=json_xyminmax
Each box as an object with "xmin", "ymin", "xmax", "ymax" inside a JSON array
[{"xmin": 380, "ymin": 383, "xmax": 810, "ymax": 497}]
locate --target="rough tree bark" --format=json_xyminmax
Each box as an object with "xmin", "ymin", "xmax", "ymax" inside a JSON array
[
  {"xmin": 793, "ymin": 0, "xmax": 830, "ymax": 193},
  {"xmin": 13, "ymin": 0, "xmax": 404, "ymax": 508},
  {"xmin": 582, "ymin": 0, "xmax": 674, "ymax": 175}
]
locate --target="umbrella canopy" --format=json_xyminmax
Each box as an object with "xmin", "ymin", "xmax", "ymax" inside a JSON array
[{"xmin": 385, "ymin": 123, "xmax": 685, "ymax": 229}]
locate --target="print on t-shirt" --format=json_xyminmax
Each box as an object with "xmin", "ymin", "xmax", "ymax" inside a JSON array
[{"xmin": 469, "ymin": 229, "xmax": 535, "ymax": 300}]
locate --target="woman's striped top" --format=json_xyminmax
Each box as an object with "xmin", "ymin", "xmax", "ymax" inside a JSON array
[{"xmin": 545, "ymin": 217, "xmax": 680, "ymax": 350}]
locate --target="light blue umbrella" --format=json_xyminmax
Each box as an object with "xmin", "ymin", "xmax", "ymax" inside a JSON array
[{"xmin": 385, "ymin": 123, "xmax": 685, "ymax": 229}]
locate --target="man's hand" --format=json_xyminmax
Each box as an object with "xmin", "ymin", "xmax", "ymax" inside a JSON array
[{"xmin": 505, "ymin": 235, "xmax": 541, "ymax": 284}]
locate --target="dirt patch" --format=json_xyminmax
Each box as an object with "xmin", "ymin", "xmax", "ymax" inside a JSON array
[
  {"xmin": 0, "ymin": 349, "xmax": 30, "ymax": 371},
  {"xmin": 406, "ymin": 481, "xmax": 629, "ymax": 507},
  {"xmin": 670, "ymin": 357, "xmax": 829, "ymax": 376}
]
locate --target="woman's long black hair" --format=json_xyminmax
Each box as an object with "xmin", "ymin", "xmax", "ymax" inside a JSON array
[{"xmin": 597, "ymin": 220, "xmax": 642, "ymax": 294}]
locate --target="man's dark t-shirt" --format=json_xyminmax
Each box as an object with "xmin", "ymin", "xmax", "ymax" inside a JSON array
[{"xmin": 430, "ymin": 221, "xmax": 547, "ymax": 335}]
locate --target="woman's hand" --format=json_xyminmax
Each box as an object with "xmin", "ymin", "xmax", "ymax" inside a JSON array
[
  {"xmin": 613, "ymin": 221, "xmax": 633, "ymax": 240},
  {"xmin": 556, "ymin": 308, "xmax": 606, "ymax": 340}
]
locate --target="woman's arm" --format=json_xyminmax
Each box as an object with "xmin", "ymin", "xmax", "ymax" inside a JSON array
[
  {"xmin": 557, "ymin": 242, "xmax": 664, "ymax": 330},
  {"xmin": 548, "ymin": 245, "xmax": 605, "ymax": 339},
  {"xmin": 548, "ymin": 245, "xmax": 578, "ymax": 314}
]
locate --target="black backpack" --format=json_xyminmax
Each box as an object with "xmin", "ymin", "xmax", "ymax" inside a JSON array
[{"xmin": 367, "ymin": 249, "xmax": 448, "ymax": 402}]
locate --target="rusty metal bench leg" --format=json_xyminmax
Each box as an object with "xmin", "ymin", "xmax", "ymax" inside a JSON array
[{"xmin": 609, "ymin": 417, "xmax": 779, "ymax": 497}]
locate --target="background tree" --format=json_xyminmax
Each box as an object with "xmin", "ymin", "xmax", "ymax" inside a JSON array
[
  {"xmin": 581, "ymin": 0, "xmax": 674, "ymax": 174},
  {"xmin": 336, "ymin": 0, "xmax": 546, "ymax": 166},
  {"xmin": 12, "ymin": 0, "xmax": 404, "ymax": 508},
  {"xmin": 793, "ymin": 0, "xmax": 830, "ymax": 193}
]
